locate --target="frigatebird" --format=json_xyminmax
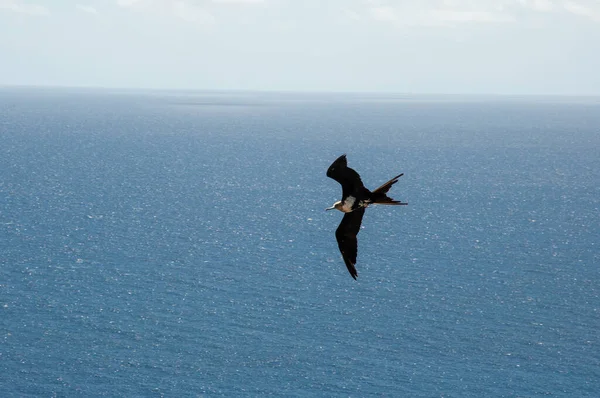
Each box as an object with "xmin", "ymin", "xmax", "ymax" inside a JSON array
[{"xmin": 326, "ymin": 154, "xmax": 407, "ymax": 279}]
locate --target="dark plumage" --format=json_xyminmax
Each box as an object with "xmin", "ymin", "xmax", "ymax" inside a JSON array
[{"xmin": 326, "ymin": 154, "xmax": 407, "ymax": 279}]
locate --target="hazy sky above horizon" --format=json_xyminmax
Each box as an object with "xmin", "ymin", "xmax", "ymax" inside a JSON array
[{"xmin": 2, "ymin": 0, "xmax": 600, "ymax": 94}]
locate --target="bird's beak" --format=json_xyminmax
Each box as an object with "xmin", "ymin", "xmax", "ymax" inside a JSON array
[{"xmin": 325, "ymin": 206, "xmax": 335, "ymax": 211}]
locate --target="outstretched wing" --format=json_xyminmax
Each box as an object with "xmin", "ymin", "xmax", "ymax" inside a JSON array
[
  {"xmin": 372, "ymin": 173, "xmax": 404, "ymax": 195},
  {"xmin": 335, "ymin": 208, "xmax": 365, "ymax": 280},
  {"xmin": 326, "ymin": 154, "xmax": 365, "ymax": 198}
]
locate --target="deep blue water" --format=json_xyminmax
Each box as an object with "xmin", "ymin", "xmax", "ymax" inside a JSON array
[{"xmin": 1, "ymin": 87, "xmax": 599, "ymax": 397}]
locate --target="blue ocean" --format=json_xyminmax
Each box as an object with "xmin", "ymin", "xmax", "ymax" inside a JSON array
[{"xmin": 1, "ymin": 87, "xmax": 599, "ymax": 397}]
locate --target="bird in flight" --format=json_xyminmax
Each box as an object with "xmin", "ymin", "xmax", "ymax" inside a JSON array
[{"xmin": 326, "ymin": 154, "xmax": 407, "ymax": 279}]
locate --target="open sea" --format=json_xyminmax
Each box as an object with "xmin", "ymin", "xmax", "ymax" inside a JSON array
[{"xmin": 1, "ymin": 87, "xmax": 599, "ymax": 397}]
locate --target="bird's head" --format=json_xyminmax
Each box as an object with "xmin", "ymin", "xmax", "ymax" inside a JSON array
[{"xmin": 325, "ymin": 201, "xmax": 343, "ymax": 212}]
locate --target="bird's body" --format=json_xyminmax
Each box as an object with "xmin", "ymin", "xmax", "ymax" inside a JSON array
[{"xmin": 326, "ymin": 154, "xmax": 407, "ymax": 279}]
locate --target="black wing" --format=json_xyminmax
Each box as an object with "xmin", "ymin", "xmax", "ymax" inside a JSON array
[
  {"xmin": 372, "ymin": 174, "xmax": 404, "ymax": 195},
  {"xmin": 326, "ymin": 154, "xmax": 365, "ymax": 198},
  {"xmin": 335, "ymin": 208, "xmax": 365, "ymax": 280}
]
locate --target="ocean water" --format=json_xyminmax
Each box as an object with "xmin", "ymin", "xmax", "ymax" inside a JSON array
[{"xmin": 1, "ymin": 87, "xmax": 599, "ymax": 397}]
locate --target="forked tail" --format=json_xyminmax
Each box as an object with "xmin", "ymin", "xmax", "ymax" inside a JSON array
[{"xmin": 371, "ymin": 174, "xmax": 407, "ymax": 205}]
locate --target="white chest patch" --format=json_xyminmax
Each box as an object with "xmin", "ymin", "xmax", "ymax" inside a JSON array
[{"xmin": 341, "ymin": 196, "xmax": 356, "ymax": 212}]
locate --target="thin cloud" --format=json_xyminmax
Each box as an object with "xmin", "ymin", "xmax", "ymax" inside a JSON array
[
  {"xmin": 520, "ymin": 0, "xmax": 600, "ymax": 22},
  {"xmin": 173, "ymin": 0, "xmax": 215, "ymax": 23},
  {"xmin": 431, "ymin": 9, "xmax": 516, "ymax": 23},
  {"xmin": 211, "ymin": 0, "xmax": 265, "ymax": 4},
  {"xmin": 369, "ymin": 6, "xmax": 398, "ymax": 21},
  {"xmin": 528, "ymin": 0, "xmax": 556, "ymax": 12},
  {"xmin": 363, "ymin": 0, "xmax": 600, "ymax": 26},
  {"xmin": 367, "ymin": 3, "xmax": 515, "ymax": 26},
  {"xmin": 563, "ymin": 0, "xmax": 600, "ymax": 21},
  {"xmin": 116, "ymin": 0, "xmax": 142, "ymax": 7},
  {"xmin": 116, "ymin": 0, "xmax": 215, "ymax": 24},
  {"xmin": 342, "ymin": 9, "xmax": 361, "ymax": 21},
  {"xmin": 76, "ymin": 4, "xmax": 98, "ymax": 14},
  {"xmin": 0, "ymin": 0, "xmax": 49, "ymax": 15}
]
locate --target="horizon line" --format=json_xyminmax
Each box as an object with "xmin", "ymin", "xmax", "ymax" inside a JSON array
[{"xmin": 2, "ymin": 83, "xmax": 600, "ymax": 100}]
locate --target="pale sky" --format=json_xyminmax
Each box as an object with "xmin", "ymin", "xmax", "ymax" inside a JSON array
[{"xmin": 2, "ymin": 0, "xmax": 600, "ymax": 94}]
